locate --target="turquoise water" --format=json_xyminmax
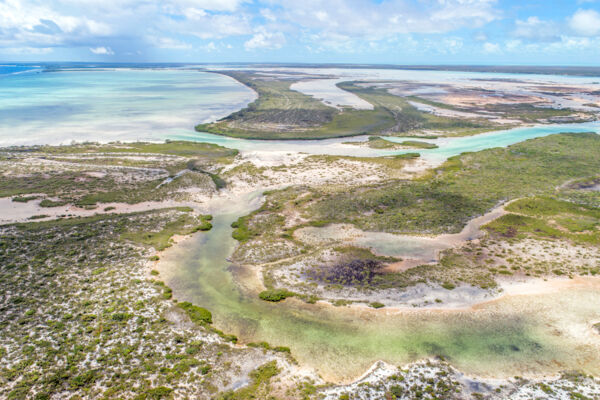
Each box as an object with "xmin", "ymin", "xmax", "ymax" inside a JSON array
[
  {"xmin": 396, "ymin": 123, "xmax": 600, "ymax": 162},
  {"xmin": 0, "ymin": 68, "xmax": 255, "ymax": 146},
  {"xmin": 0, "ymin": 64, "xmax": 44, "ymax": 76},
  {"xmin": 2, "ymin": 66, "xmax": 598, "ymax": 158},
  {"xmin": 2, "ymin": 66, "xmax": 598, "ymax": 160},
  {"xmin": 172, "ymin": 122, "xmax": 600, "ymax": 161}
]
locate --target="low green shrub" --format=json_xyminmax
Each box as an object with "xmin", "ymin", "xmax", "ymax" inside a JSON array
[
  {"xmin": 178, "ymin": 301, "xmax": 212, "ymax": 324},
  {"xmin": 134, "ymin": 386, "xmax": 173, "ymax": 400},
  {"xmin": 258, "ymin": 289, "xmax": 295, "ymax": 302},
  {"xmin": 29, "ymin": 214, "xmax": 49, "ymax": 220},
  {"xmin": 394, "ymin": 152, "xmax": 420, "ymax": 159},
  {"xmin": 12, "ymin": 195, "xmax": 38, "ymax": 202},
  {"xmin": 39, "ymin": 199, "xmax": 68, "ymax": 207}
]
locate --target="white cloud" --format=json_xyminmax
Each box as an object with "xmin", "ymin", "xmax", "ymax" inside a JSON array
[
  {"xmin": 3, "ymin": 0, "xmax": 599, "ymax": 61},
  {"xmin": 505, "ymin": 39, "xmax": 522, "ymax": 51},
  {"xmin": 315, "ymin": 11, "xmax": 329, "ymax": 22},
  {"xmin": 0, "ymin": 0, "xmax": 251, "ymax": 54},
  {"xmin": 180, "ymin": 13, "xmax": 251, "ymax": 39},
  {"xmin": 0, "ymin": 0, "xmax": 111, "ymax": 35},
  {"xmin": 244, "ymin": 28, "xmax": 285, "ymax": 51},
  {"xmin": 155, "ymin": 37, "xmax": 192, "ymax": 50},
  {"xmin": 182, "ymin": 8, "xmax": 208, "ymax": 19},
  {"xmin": 500, "ymin": 35, "xmax": 600, "ymax": 55},
  {"xmin": 2, "ymin": 46, "xmax": 54, "ymax": 54},
  {"xmin": 260, "ymin": 8, "xmax": 276, "ymax": 22},
  {"xmin": 430, "ymin": 0, "xmax": 499, "ymax": 28},
  {"xmin": 67, "ymin": 0, "xmax": 247, "ymax": 13},
  {"xmin": 0, "ymin": 0, "xmax": 502, "ymax": 58},
  {"xmin": 305, "ymin": 32, "xmax": 357, "ymax": 53},
  {"xmin": 423, "ymin": 36, "xmax": 464, "ymax": 54},
  {"xmin": 273, "ymin": 0, "xmax": 500, "ymax": 39},
  {"xmin": 0, "ymin": 0, "xmax": 112, "ymax": 50},
  {"xmin": 168, "ymin": 0, "xmax": 247, "ymax": 12},
  {"xmin": 513, "ymin": 17, "xmax": 559, "ymax": 41},
  {"xmin": 569, "ymin": 9, "xmax": 600, "ymax": 36},
  {"xmin": 202, "ymin": 41, "xmax": 218, "ymax": 52},
  {"xmin": 89, "ymin": 46, "xmax": 114, "ymax": 55},
  {"xmin": 474, "ymin": 32, "xmax": 488, "ymax": 41},
  {"xmin": 445, "ymin": 37, "xmax": 464, "ymax": 51},
  {"xmin": 483, "ymin": 42, "xmax": 501, "ymax": 54},
  {"xmin": 551, "ymin": 36, "xmax": 594, "ymax": 50}
]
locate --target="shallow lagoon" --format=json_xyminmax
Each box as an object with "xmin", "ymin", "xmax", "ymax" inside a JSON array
[
  {"xmin": 158, "ymin": 195, "xmax": 600, "ymax": 382},
  {"xmin": 3, "ymin": 66, "xmax": 599, "ymax": 160},
  {"xmin": 2, "ymin": 67, "xmax": 599, "ymax": 163},
  {"xmin": 0, "ymin": 68, "xmax": 255, "ymax": 146}
]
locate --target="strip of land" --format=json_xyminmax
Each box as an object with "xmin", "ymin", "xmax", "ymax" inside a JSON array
[{"xmin": 195, "ymin": 70, "xmax": 597, "ymax": 140}]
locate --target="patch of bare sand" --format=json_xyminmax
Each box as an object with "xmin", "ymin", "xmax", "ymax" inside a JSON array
[
  {"xmin": 224, "ymin": 153, "xmax": 416, "ymax": 194},
  {"xmin": 290, "ymin": 78, "xmax": 374, "ymax": 110},
  {"xmin": 225, "ymin": 150, "xmax": 309, "ymax": 169},
  {"xmin": 408, "ymin": 100, "xmax": 497, "ymax": 119},
  {"xmin": 497, "ymin": 275, "xmax": 600, "ymax": 300}
]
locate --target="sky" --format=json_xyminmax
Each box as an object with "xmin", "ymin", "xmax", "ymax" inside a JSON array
[{"xmin": 1, "ymin": 0, "xmax": 600, "ymax": 65}]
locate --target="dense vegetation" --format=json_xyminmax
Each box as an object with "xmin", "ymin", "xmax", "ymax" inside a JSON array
[
  {"xmin": 0, "ymin": 142, "xmax": 316, "ymax": 399},
  {"xmin": 307, "ymin": 259, "xmax": 384, "ymax": 286},
  {"xmin": 196, "ymin": 72, "xmax": 495, "ymax": 140},
  {"xmin": 2, "ymin": 131, "xmax": 599, "ymax": 398},
  {"xmin": 22, "ymin": 140, "xmax": 239, "ymax": 161},
  {"xmin": 346, "ymin": 136, "xmax": 439, "ymax": 150},
  {"xmin": 329, "ymin": 361, "xmax": 599, "ymax": 400},
  {"xmin": 307, "ymin": 132, "xmax": 600, "ymax": 234},
  {"xmin": 485, "ymin": 196, "xmax": 600, "ymax": 245},
  {"xmin": 0, "ymin": 141, "xmax": 235, "ymax": 205},
  {"xmin": 339, "ymin": 82, "xmax": 495, "ymax": 137},
  {"xmin": 0, "ymin": 209, "xmax": 253, "ymax": 399},
  {"xmin": 230, "ymin": 133, "xmax": 600, "ymax": 298},
  {"xmin": 398, "ymin": 140, "xmax": 439, "ymax": 149},
  {"xmin": 196, "ymin": 72, "xmax": 392, "ymax": 140},
  {"xmin": 217, "ymin": 361, "xmax": 280, "ymax": 400},
  {"xmin": 122, "ymin": 211, "xmax": 213, "ymax": 251},
  {"xmin": 258, "ymin": 289, "xmax": 296, "ymax": 302}
]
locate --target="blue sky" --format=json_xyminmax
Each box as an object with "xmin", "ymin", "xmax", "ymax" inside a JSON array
[{"xmin": 1, "ymin": 0, "xmax": 600, "ymax": 64}]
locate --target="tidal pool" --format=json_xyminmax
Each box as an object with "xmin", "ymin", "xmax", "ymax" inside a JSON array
[
  {"xmin": 158, "ymin": 194, "xmax": 600, "ymax": 382},
  {"xmin": 295, "ymin": 205, "xmax": 506, "ymax": 266}
]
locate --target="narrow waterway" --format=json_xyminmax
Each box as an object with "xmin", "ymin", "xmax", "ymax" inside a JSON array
[
  {"xmin": 173, "ymin": 121, "xmax": 600, "ymax": 163},
  {"xmin": 157, "ymin": 192, "xmax": 600, "ymax": 382}
]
